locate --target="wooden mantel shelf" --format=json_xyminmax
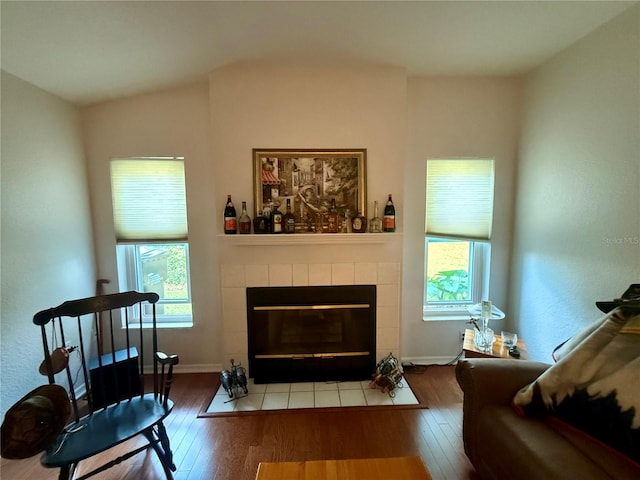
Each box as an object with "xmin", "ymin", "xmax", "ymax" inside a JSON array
[{"xmin": 217, "ymin": 232, "xmax": 401, "ymax": 246}]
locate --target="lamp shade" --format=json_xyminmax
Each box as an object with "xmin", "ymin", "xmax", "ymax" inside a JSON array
[{"xmin": 467, "ymin": 303, "xmax": 505, "ymax": 320}]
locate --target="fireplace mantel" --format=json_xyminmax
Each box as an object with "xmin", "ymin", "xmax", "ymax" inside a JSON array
[{"xmin": 218, "ymin": 232, "xmax": 401, "ymax": 246}]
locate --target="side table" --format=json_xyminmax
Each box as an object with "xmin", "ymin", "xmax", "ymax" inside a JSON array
[{"xmin": 463, "ymin": 328, "xmax": 528, "ymax": 360}]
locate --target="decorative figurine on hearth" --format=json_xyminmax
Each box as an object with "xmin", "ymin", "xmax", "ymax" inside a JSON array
[
  {"xmin": 220, "ymin": 359, "xmax": 248, "ymax": 399},
  {"xmin": 369, "ymin": 352, "xmax": 404, "ymax": 397}
]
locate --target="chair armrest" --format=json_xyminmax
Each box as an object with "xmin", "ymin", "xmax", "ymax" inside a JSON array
[
  {"xmin": 154, "ymin": 352, "xmax": 180, "ymax": 407},
  {"xmin": 455, "ymin": 358, "xmax": 550, "ymax": 466},
  {"xmin": 156, "ymin": 351, "xmax": 180, "ymax": 366},
  {"xmin": 456, "ymin": 358, "xmax": 549, "ymax": 406}
]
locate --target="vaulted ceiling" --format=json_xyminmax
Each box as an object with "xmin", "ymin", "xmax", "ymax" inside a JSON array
[{"xmin": 1, "ymin": 1, "xmax": 636, "ymax": 106}]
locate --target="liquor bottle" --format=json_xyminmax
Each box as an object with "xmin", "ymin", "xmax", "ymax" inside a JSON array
[
  {"xmin": 327, "ymin": 198, "xmax": 339, "ymax": 233},
  {"xmin": 262, "ymin": 201, "xmax": 273, "ymax": 233},
  {"xmin": 352, "ymin": 211, "xmax": 367, "ymax": 233},
  {"xmin": 262, "ymin": 199, "xmax": 273, "ymax": 219},
  {"xmin": 270, "ymin": 202, "xmax": 283, "ymax": 234},
  {"xmin": 342, "ymin": 210, "xmax": 353, "ymax": 233},
  {"xmin": 224, "ymin": 195, "xmax": 237, "ymax": 234},
  {"xmin": 253, "ymin": 211, "xmax": 269, "ymax": 234},
  {"xmin": 304, "ymin": 213, "xmax": 314, "ymax": 232},
  {"xmin": 383, "ymin": 194, "xmax": 396, "ymax": 232},
  {"xmin": 282, "ymin": 198, "xmax": 296, "ymax": 234},
  {"xmin": 238, "ymin": 201, "xmax": 252, "ymax": 234},
  {"xmin": 314, "ymin": 213, "xmax": 325, "ymax": 233},
  {"xmin": 369, "ymin": 200, "xmax": 383, "ymax": 233}
]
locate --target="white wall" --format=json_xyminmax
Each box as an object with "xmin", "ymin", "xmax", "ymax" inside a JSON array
[
  {"xmin": 76, "ymin": 3, "xmax": 639, "ymax": 370},
  {"xmin": 208, "ymin": 63, "xmax": 407, "ymax": 223},
  {"xmin": 80, "ymin": 65, "xmax": 525, "ymax": 370},
  {"xmin": 512, "ymin": 5, "xmax": 640, "ymax": 361},
  {"xmin": 209, "ymin": 64, "xmax": 407, "ymax": 367},
  {"xmin": 402, "ymin": 77, "xmax": 522, "ymax": 362},
  {"xmin": 82, "ymin": 65, "xmax": 408, "ymax": 372},
  {"xmin": 0, "ymin": 71, "xmax": 96, "ymax": 418},
  {"xmin": 82, "ymin": 83, "xmax": 221, "ymax": 371}
]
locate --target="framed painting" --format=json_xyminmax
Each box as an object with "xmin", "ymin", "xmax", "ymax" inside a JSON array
[{"xmin": 253, "ymin": 149, "xmax": 367, "ymax": 232}]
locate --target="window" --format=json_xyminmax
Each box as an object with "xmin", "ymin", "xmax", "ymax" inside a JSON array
[
  {"xmin": 424, "ymin": 238, "xmax": 491, "ymax": 312},
  {"xmin": 111, "ymin": 158, "xmax": 192, "ymax": 326},
  {"xmin": 424, "ymin": 159, "xmax": 495, "ymax": 318},
  {"xmin": 116, "ymin": 243, "xmax": 192, "ymax": 324}
]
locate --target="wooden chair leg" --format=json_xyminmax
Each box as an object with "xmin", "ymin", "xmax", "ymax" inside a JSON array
[
  {"xmin": 58, "ymin": 463, "xmax": 77, "ymax": 480},
  {"xmin": 58, "ymin": 466, "xmax": 70, "ymax": 480},
  {"xmin": 156, "ymin": 422, "xmax": 176, "ymax": 471},
  {"xmin": 143, "ymin": 423, "xmax": 176, "ymax": 479}
]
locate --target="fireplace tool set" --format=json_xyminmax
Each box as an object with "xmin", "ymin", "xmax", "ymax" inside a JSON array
[
  {"xmin": 369, "ymin": 352, "xmax": 404, "ymax": 397},
  {"xmin": 220, "ymin": 359, "xmax": 248, "ymax": 401}
]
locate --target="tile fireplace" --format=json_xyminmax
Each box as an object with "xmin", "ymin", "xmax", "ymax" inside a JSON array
[{"xmin": 219, "ymin": 259, "xmax": 401, "ymax": 380}]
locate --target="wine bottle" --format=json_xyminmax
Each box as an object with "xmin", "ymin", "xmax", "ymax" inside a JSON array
[
  {"xmin": 369, "ymin": 200, "xmax": 383, "ymax": 233},
  {"xmin": 224, "ymin": 195, "xmax": 237, "ymax": 234},
  {"xmin": 238, "ymin": 201, "xmax": 251, "ymax": 234},
  {"xmin": 383, "ymin": 194, "xmax": 395, "ymax": 232},
  {"xmin": 327, "ymin": 198, "xmax": 339, "ymax": 233},
  {"xmin": 271, "ymin": 202, "xmax": 283, "ymax": 234},
  {"xmin": 282, "ymin": 198, "xmax": 296, "ymax": 234}
]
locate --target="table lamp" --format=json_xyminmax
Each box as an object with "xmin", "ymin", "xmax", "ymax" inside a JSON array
[{"xmin": 468, "ymin": 300, "xmax": 505, "ymax": 351}]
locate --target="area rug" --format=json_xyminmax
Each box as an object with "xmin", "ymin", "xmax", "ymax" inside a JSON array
[{"xmin": 198, "ymin": 374, "xmax": 426, "ymax": 418}]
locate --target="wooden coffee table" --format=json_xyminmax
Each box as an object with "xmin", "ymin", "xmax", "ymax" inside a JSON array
[
  {"xmin": 255, "ymin": 456, "xmax": 432, "ymax": 480},
  {"xmin": 463, "ymin": 328, "xmax": 528, "ymax": 360}
]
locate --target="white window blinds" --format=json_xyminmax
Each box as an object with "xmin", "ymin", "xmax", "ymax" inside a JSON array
[
  {"xmin": 425, "ymin": 159, "xmax": 495, "ymax": 241},
  {"xmin": 110, "ymin": 158, "xmax": 188, "ymax": 243}
]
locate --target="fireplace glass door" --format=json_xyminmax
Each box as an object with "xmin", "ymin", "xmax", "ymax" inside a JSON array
[
  {"xmin": 247, "ymin": 285, "xmax": 376, "ymax": 383},
  {"xmin": 253, "ymin": 304, "xmax": 371, "ymax": 358}
]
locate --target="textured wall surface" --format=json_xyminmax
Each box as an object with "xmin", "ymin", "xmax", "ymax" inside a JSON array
[
  {"xmin": 0, "ymin": 72, "xmax": 96, "ymax": 418},
  {"xmin": 511, "ymin": 5, "xmax": 640, "ymax": 361}
]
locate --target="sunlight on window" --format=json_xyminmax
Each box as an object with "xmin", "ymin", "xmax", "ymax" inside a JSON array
[
  {"xmin": 138, "ymin": 244, "xmax": 192, "ymax": 316},
  {"xmin": 425, "ymin": 239, "xmax": 472, "ymax": 302},
  {"xmin": 118, "ymin": 242, "xmax": 193, "ymax": 323}
]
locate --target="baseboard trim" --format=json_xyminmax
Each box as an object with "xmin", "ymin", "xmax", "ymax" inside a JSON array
[
  {"xmin": 173, "ymin": 363, "xmax": 223, "ymax": 374},
  {"xmin": 401, "ymin": 355, "xmax": 461, "ymax": 367}
]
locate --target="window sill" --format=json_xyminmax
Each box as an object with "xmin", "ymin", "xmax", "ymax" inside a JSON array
[
  {"xmin": 127, "ymin": 322, "xmax": 193, "ymax": 329},
  {"xmin": 423, "ymin": 311, "xmax": 471, "ymax": 322}
]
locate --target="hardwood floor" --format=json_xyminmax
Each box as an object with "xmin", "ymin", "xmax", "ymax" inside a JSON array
[{"xmin": 1, "ymin": 365, "xmax": 476, "ymax": 480}]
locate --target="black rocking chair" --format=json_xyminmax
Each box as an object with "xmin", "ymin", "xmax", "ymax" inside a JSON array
[{"xmin": 33, "ymin": 291, "xmax": 179, "ymax": 480}]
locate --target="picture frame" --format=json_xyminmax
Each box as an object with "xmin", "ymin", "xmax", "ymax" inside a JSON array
[{"xmin": 253, "ymin": 149, "xmax": 367, "ymax": 232}]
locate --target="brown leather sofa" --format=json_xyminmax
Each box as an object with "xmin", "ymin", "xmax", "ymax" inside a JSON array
[{"xmin": 456, "ymin": 358, "xmax": 640, "ymax": 480}]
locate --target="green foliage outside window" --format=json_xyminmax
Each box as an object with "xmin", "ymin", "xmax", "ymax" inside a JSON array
[
  {"xmin": 141, "ymin": 244, "xmax": 191, "ymax": 315},
  {"xmin": 165, "ymin": 245, "xmax": 187, "ymax": 285},
  {"xmin": 426, "ymin": 269, "xmax": 469, "ymax": 301}
]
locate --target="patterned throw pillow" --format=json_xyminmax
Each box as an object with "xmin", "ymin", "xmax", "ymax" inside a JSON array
[{"xmin": 513, "ymin": 305, "xmax": 640, "ymax": 463}]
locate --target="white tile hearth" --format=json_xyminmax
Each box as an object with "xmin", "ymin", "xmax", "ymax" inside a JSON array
[{"xmin": 206, "ymin": 376, "xmax": 419, "ymax": 414}]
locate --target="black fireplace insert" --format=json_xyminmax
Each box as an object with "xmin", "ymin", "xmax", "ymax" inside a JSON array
[{"xmin": 247, "ymin": 285, "xmax": 376, "ymax": 383}]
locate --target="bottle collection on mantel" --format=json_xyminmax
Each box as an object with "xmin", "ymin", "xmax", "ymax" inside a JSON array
[{"xmin": 222, "ymin": 194, "xmax": 396, "ymax": 235}]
